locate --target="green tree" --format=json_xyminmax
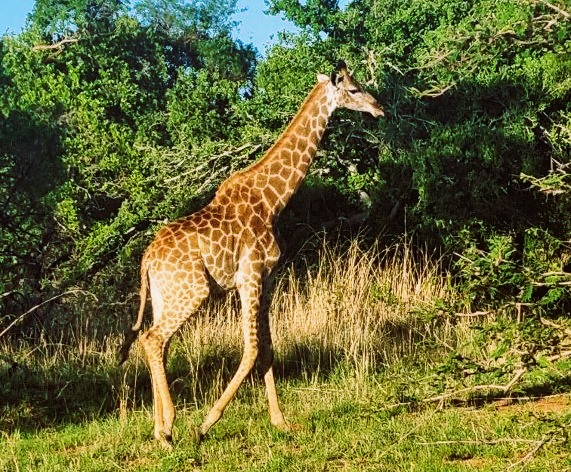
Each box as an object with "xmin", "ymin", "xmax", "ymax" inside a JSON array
[
  {"xmin": 265, "ymin": 0, "xmax": 570, "ymax": 314},
  {"xmin": 268, "ymin": 0, "xmax": 341, "ymax": 36},
  {"xmin": 0, "ymin": 0, "xmax": 256, "ymax": 339}
]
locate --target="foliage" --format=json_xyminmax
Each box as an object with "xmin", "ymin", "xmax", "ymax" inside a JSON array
[
  {"xmin": 267, "ymin": 0, "xmax": 570, "ymax": 314},
  {"xmin": 0, "ymin": 0, "xmax": 255, "ymax": 338},
  {"xmin": 268, "ymin": 0, "xmax": 342, "ymax": 36},
  {"xmin": 449, "ymin": 225, "xmax": 571, "ymax": 312},
  {"xmin": 0, "ymin": 0, "xmax": 569, "ymax": 343}
]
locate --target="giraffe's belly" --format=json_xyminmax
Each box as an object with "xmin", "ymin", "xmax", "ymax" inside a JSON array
[
  {"xmin": 198, "ymin": 230, "xmax": 281, "ymax": 290},
  {"xmin": 204, "ymin": 254, "xmax": 237, "ymax": 290},
  {"xmin": 198, "ymin": 232, "xmax": 238, "ymax": 290}
]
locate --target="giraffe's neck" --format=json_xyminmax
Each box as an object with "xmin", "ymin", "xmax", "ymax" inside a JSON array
[{"xmin": 216, "ymin": 81, "xmax": 334, "ymax": 216}]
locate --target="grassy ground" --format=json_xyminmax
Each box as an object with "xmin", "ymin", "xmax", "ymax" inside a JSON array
[{"xmin": 1, "ymin": 241, "xmax": 570, "ymax": 471}]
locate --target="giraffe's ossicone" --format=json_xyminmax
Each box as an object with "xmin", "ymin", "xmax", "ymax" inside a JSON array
[{"xmin": 119, "ymin": 61, "xmax": 383, "ymax": 446}]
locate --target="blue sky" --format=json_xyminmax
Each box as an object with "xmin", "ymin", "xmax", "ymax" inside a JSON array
[{"xmin": 0, "ymin": 0, "xmax": 297, "ymax": 53}]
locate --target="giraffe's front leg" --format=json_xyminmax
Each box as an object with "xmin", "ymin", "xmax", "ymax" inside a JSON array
[
  {"xmin": 259, "ymin": 320, "xmax": 301, "ymax": 433},
  {"xmin": 196, "ymin": 271, "xmax": 263, "ymax": 441},
  {"xmin": 263, "ymin": 365, "xmax": 290, "ymax": 430}
]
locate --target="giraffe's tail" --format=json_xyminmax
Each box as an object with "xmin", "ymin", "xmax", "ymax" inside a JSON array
[{"xmin": 118, "ymin": 259, "xmax": 149, "ymax": 365}]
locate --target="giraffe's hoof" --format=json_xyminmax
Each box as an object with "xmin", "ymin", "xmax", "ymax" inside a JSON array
[
  {"xmin": 192, "ymin": 426, "xmax": 205, "ymax": 444},
  {"xmin": 273, "ymin": 419, "xmax": 302, "ymax": 433},
  {"xmin": 157, "ymin": 432, "xmax": 174, "ymax": 449}
]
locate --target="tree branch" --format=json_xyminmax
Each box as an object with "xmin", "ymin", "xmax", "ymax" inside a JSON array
[
  {"xmin": 0, "ymin": 289, "xmax": 96, "ymax": 339},
  {"xmin": 507, "ymin": 420, "xmax": 570, "ymax": 470},
  {"xmin": 32, "ymin": 37, "xmax": 79, "ymax": 52},
  {"xmin": 537, "ymin": 0, "xmax": 570, "ymax": 18},
  {"xmin": 385, "ymin": 368, "xmax": 528, "ymax": 410},
  {"xmin": 540, "ymin": 317, "xmax": 571, "ymax": 338},
  {"xmin": 419, "ymin": 438, "xmax": 543, "ymax": 446}
]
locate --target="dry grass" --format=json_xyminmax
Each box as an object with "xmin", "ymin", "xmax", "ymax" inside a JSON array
[
  {"xmin": 118, "ymin": 238, "xmax": 453, "ymax": 409},
  {"xmin": 1, "ymin": 238, "xmax": 453, "ymax": 427},
  {"xmin": 272, "ymin": 239, "xmax": 447, "ymax": 367}
]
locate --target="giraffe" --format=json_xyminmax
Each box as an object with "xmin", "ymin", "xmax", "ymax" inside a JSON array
[{"xmin": 119, "ymin": 61, "xmax": 383, "ymax": 446}]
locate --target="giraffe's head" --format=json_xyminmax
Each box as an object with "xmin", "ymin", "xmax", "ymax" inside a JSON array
[{"xmin": 319, "ymin": 61, "xmax": 384, "ymax": 118}]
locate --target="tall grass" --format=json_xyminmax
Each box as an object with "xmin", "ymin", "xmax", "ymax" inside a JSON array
[
  {"xmin": 1, "ymin": 238, "xmax": 451, "ymax": 431},
  {"xmin": 271, "ymin": 239, "xmax": 447, "ymax": 382},
  {"xmin": 118, "ymin": 238, "xmax": 452, "ymax": 411}
]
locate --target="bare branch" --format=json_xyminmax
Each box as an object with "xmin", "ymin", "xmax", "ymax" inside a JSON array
[
  {"xmin": 545, "ymin": 350, "xmax": 571, "ymax": 362},
  {"xmin": 540, "ymin": 317, "xmax": 571, "ymax": 338},
  {"xmin": 385, "ymin": 368, "xmax": 528, "ymax": 410},
  {"xmin": 453, "ymin": 311, "xmax": 491, "ymax": 318},
  {"xmin": 0, "ymin": 289, "xmax": 96, "ymax": 339},
  {"xmin": 419, "ymin": 438, "xmax": 543, "ymax": 446},
  {"xmin": 507, "ymin": 420, "xmax": 571, "ymax": 470},
  {"xmin": 409, "ymin": 84, "xmax": 455, "ymax": 98},
  {"xmin": 537, "ymin": 0, "xmax": 570, "ymax": 18},
  {"xmin": 32, "ymin": 36, "xmax": 79, "ymax": 52},
  {"xmin": 532, "ymin": 281, "xmax": 571, "ymax": 286},
  {"xmin": 0, "ymin": 290, "xmax": 19, "ymax": 300}
]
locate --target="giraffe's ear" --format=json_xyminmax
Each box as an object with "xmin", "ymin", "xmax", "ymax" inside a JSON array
[
  {"xmin": 330, "ymin": 60, "xmax": 348, "ymax": 87},
  {"xmin": 317, "ymin": 73, "xmax": 329, "ymax": 83},
  {"xmin": 336, "ymin": 60, "xmax": 348, "ymax": 72},
  {"xmin": 330, "ymin": 71, "xmax": 344, "ymax": 87}
]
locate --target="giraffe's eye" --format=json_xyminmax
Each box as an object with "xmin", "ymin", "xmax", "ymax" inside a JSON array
[{"xmin": 348, "ymin": 89, "xmax": 359, "ymax": 94}]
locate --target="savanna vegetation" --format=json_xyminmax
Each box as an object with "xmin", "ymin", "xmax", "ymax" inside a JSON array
[{"xmin": 1, "ymin": 0, "xmax": 570, "ymax": 470}]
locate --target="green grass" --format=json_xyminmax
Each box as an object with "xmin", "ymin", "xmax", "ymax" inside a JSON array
[
  {"xmin": 2, "ymin": 365, "xmax": 569, "ymax": 471},
  {"xmin": 1, "ymin": 240, "xmax": 570, "ymax": 471}
]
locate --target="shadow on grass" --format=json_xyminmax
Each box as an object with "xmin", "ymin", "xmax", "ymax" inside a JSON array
[
  {"xmin": 0, "ymin": 335, "xmax": 350, "ymax": 436},
  {"xmin": 393, "ymin": 370, "xmax": 571, "ymax": 416},
  {"xmin": 462, "ymin": 374, "xmax": 571, "ymax": 409},
  {"xmin": 0, "ymin": 360, "xmax": 127, "ymax": 434},
  {"xmin": 0, "ymin": 311, "xmax": 428, "ymax": 435},
  {"xmin": 165, "ymin": 341, "xmax": 349, "ymax": 404},
  {"xmin": 276, "ymin": 342, "xmax": 345, "ymax": 382}
]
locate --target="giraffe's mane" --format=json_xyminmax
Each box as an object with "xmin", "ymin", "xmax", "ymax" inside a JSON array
[{"xmin": 236, "ymin": 79, "xmax": 328, "ymax": 176}]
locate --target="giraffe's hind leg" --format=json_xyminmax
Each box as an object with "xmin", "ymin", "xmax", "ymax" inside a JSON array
[
  {"xmin": 256, "ymin": 277, "xmax": 290, "ymax": 431},
  {"xmin": 259, "ymin": 309, "xmax": 290, "ymax": 431},
  {"xmin": 141, "ymin": 274, "xmax": 209, "ymax": 447},
  {"xmin": 140, "ymin": 327, "xmax": 173, "ymax": 447}
]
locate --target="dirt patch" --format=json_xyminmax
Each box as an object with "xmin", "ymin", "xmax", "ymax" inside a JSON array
[
  {"xmin": 492, "ymin": 394, "xmax": 570, "ymax": 414},
  {"xmin": 444, "ymin": 456, "xmax": 492, "ymax": 468}
]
